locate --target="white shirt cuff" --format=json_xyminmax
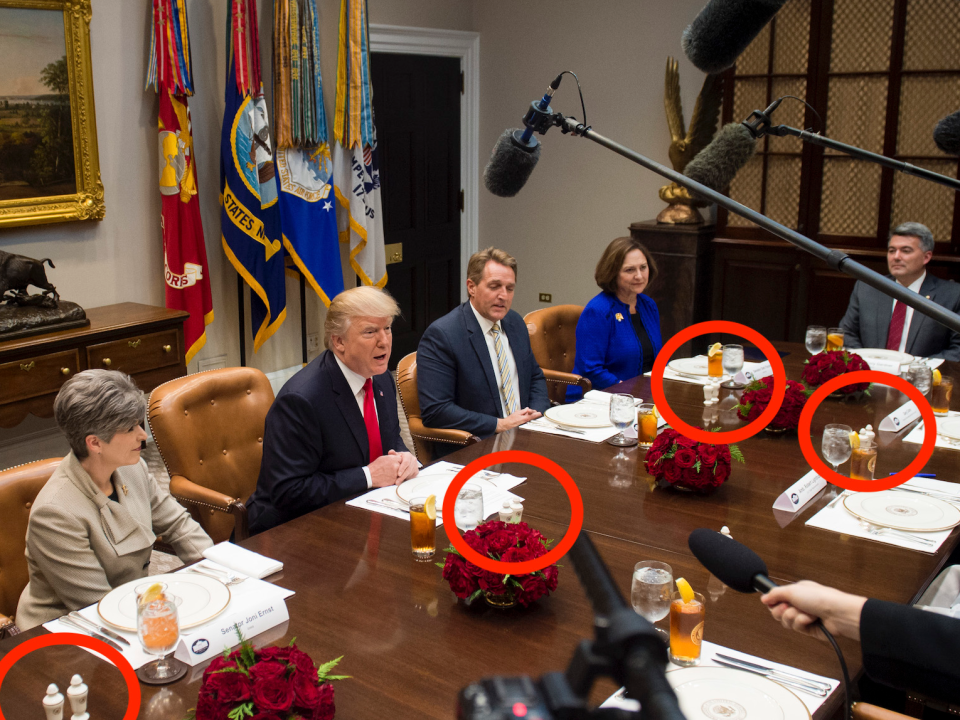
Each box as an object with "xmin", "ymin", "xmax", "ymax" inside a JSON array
[{"xmin": 363, "ymin": 465, "xmax": 373, "ymax": 489}]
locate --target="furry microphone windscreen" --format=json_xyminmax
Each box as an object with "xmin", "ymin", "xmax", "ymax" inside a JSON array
[
  {"xmin": 682, "ymin": 0, "xmax": 789, "ymax": 74},
  {"xmin": 934, "ymin": 110, "xmax": 960, "ymax": 155},
  {"xmin": 683, "ymin": 122, "xmax": 758, "ymax": 197},
  {"xmin": 483, "ymin": 129, "xmax": 542, "ymax": 197}
]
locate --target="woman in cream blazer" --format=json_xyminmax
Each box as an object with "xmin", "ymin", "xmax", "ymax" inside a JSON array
[{"xmin": 16, "ymin": 370, "xmax": 212, "ymax": 630}]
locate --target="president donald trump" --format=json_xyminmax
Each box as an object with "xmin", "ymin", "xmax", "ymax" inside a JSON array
[{"xmin": 248, "ymin": 286, "xmax": 418, "ymax": 534}]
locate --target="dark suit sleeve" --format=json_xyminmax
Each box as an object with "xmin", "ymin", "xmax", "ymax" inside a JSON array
[
  {"xmin": 839, "ymin": 282, "xmax": 865, "ymax": 349},
  {"xmin": 937, "ymin": 285, "xmax": 960, "ymax": 362},
  {"xmin": 859, "ymin": 598, "xmax": 960, "ymax": 703},
  {"xmin": 259, "ymin": 391, "xmax": 367, "ymax": 512},
  {"xmin": 417, "ymin": 323, "xmax": 499, "ymax": 437}
]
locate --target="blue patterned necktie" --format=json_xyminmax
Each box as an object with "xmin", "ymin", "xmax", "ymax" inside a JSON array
[{"xmin": 491, "ymin": 323, "xmax": 519, "ymax": 414}]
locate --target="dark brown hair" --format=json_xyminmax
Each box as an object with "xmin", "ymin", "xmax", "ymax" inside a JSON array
[{"xmin": 594, "ymin": 237, "xmax": 658, "ymax": 295}]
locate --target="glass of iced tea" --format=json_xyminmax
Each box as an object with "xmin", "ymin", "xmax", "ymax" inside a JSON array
[
  {"xmin": 826, "ymin": 328, "xmax": 845, "ymax": 352},
  {"xmin": 409, "ymin": 495, "xmax": 437, "ymax": 561},
  {"xmin": 137, "ymin": 595, "xmax": 181, "ymax": 682},
  {"xmin": 637, "ymin": 403, "xmax": 658, "ymax": 447},
  {"xmin": 849, "ymin": 440, "xmax": 877, "ymax": 481},
  {"xmin": 707, "ymin": 343, "xmax": 723, "ymax": 378},
  {"xmin": 669, "ymin": 591, "xmax": 705, "ymax": 666},
  {"xmin": 932, "ymin": 376, "xmax": 954, "ymax": 417}
]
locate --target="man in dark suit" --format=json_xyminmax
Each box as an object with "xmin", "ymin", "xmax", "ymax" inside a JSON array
[
  {"xmin": 839, "ymin": 222, "xmax": 960, "ymax": 360},
  {"xmin": 247, "ymin": 287, "xmax": 418, "ymax": 534},
  {"xmin": 417, "ymin": 247, "xmax": 550, "ymax": 452}
]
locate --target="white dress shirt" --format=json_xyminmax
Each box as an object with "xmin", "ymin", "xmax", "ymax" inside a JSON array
[
  {"xmin": 334, "ymin": 354, "xmax": 377, "ymax": 488},
  {"xmin": 470, "ymin": 301, "xmax": 519, "ymax": 417},
  {"xmin": 891, "ymin": 271, "xmax": 926, "ymax": 353}
]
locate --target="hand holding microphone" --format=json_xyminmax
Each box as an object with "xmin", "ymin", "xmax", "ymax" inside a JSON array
[{"xmin": 761, "ymin": 581, "xmax": 867, "ymax": 642}]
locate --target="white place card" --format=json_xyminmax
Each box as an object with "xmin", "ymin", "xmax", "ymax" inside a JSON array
[
  {"xmin": 864, "ymin": 357, "xmax": 901, "ymax": 375},
  {"xmin": 773, "ymin": 470, "xmax": 827, "ymax": 513},
  {"xmin": 879, "ymin": 400, "xmax": 921, "ymax": 432},
  {"xmin": 736, "ymin": 360, "xmax": 772, "ymax": 384}
]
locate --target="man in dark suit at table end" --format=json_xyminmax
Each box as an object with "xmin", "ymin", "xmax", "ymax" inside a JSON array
[
  {"xmin": 839, "ymin": 221, "xmax": 960, "ymax": 360},
  {"xmin": 247, "ymin": 287, "xmax": 418, "ymax": 535},
  {"xmin": 417, "ymin": 247, "xmax": 550, "ymax": 455}
]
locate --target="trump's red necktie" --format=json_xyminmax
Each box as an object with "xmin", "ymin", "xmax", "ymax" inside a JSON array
[
  {"xmin": 362, "ymin": 378, "xmax": 383, "ymax": 462},
  {"xmin": 886, "ymin": 301, "xmax": 907, "ymax": 351}
]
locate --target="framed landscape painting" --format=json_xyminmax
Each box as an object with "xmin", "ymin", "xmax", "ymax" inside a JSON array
[{"xmin": 0, "ymin": 0, "xmax": 103, "ymax": 229}]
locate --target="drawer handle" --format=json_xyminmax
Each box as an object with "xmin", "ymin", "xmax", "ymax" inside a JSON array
[
  {"xmin": 103, "ymin": 358, "xmax": 112, "ymax": 366},
  {"xmin": 128, "ymin": 339, "xmax": 141, "ymax": 349},
  {"xmin": 61, "ymin": 367, "xmax": 70, "ymax": 376},
  {"xmin": 20, "ymin": 361, "xmax": 35, "ymax": 372},
  {"xmin": 163, "ymin": 345, "xmax": 172, "ymax": 353}
]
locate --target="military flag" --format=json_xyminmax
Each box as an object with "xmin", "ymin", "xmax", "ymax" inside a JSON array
[
  {"xmin": 147, "ymin": 0, "xmax": 213, "ymax": 364},
  {"xmin": 220, "ymin": 0, "xmax": 287, "ymax": 351},
  {"xmin": 332, "ymin": 0, "xmax": 386, "ymax": 288},
  {"xmin": 273, "ymin": 0, "xmax": 344, "ymax": 306}
]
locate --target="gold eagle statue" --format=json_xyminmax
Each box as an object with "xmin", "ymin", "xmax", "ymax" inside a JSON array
[{"xmin": 658, "ymin": 57, "xmax": 723, "ymax": 224}]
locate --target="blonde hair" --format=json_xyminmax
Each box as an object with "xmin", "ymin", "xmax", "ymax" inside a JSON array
[
  {"xmin": 466, "ymin": 247, "xmax": 518, "ymax": 286},
  {"xmin": 324, "ymin": 286, "xmax": 401, "ymax": 349},
  {"xmin": 54, "ymin": 369, "xmax": 146, "ymax": 459}
]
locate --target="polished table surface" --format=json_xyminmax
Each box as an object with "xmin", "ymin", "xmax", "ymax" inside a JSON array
[{"xmin": 2, "ymin": 342, "xmax": 956, "ymax": 719}]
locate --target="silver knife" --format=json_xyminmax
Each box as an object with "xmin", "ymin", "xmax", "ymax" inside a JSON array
[
  {"xmin": 59, "ymin": 616, "xmax": 124, "ymax": 652},
  {"xmin": 715, "ymin": 654, "xmax": 831, "ymax": 693},
  {"xmin": 366, "ymin": 499, "xmax": 409, "ymax": 514},
  {"xmin": 68, "ymin": 611, "xmax": 130, "ymax": 646},
  {"xmin": 714, "ymin": 658, "xmax": 828, "ymax": 696}
]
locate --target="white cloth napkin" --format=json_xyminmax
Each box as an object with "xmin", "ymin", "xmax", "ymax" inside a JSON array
[
  {"xmin": 903, "ymin": 410, "xmax": 960, "ymax": 450},
  {"xmin": 601, "ymin": 641, "xmax": 839, "ymax": 714},
  {"xmin": 203, "ymin": 542, "xmax": 283, "ymax": 579},
  {"xmin": 804, "ymin": 477, "xmax": 958, "ymax": 553},
  {"xmin": 581, "ymin": 390, "xmax": 643, "ymax": 405},
  {"xmin": 522, "ymin": 417, "xmax": 621, "ymax": 442},
  {"xmin": 644, "ymin": 359, "xmax": 765, "ymax": 386}
]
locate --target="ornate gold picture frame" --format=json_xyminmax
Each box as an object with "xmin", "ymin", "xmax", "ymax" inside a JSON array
[{"xmin": 0, "ymin": 0, "xmax": 103, "ymax": 229}]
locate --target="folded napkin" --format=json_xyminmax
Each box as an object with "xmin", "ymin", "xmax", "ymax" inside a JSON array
[
  {"xmin": 523, "ymin": 417, "xmax": 621, "ymax": 442},
  {"xmin": 203, "ymin": 541, "xmax": 283, "ymax": 579},
  {"xmin": 804, "ymin": 477, "xmax": 957, "ymax": 554},
  {"xmin": 601, "ymin": 641, "xmax": 839, "ymax": 714},
  {"xmin": 44, "ymin": 605, "xmax": 155, "ymax": 669},
  {"xmin": 581, "ymin": 390, "xmax": 643, "ymax": 405},
  {"xmin": 903, "ymin": 410, "xmax": 960, "ymax": 450}
]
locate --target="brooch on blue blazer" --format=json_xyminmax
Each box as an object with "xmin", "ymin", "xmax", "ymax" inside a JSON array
[{"xmin": 615, "ymin": 313, "xmax": 623, "ymax": 322}]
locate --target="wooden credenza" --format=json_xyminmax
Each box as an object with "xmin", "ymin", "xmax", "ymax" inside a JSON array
[{"xmin": 0, "ymin": 303, "xmax": 188, "ymax": 428}]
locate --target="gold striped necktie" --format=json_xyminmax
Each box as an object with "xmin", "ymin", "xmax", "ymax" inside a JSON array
[{"xmin": 491, "ymin": 323, "xmax": 519, "ymax": 414}]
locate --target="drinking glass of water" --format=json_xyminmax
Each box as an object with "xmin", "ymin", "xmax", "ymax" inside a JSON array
[
  {"xmin": 632, "ymin": 561, "xmax": 673, "ymax": 636},
  {"xmin": 607, "ymin": 394, "xmax": 638, "ymax": 447},
  {"xmin": 905, "ymin": 361, "xmax": 932, "ymax": 397},
  {"xmin": 822, "ymin": 423, "xmax": 853, "ymax": 473},
  {"xmin": 454, "ymin": 483, "xmax": 485, "ymax": 532},
  {"xmin": 805, "ymin": 326, "xmax": 826, "ymax": 354},
  {"xmin": 721, "ymin": 344, "xmax": 744, "ymax": 389}
]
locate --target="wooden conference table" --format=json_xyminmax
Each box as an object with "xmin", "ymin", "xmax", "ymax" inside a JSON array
[{"xmin": 1, "ymin": 342, "xmax": 957, "ymax": 720}]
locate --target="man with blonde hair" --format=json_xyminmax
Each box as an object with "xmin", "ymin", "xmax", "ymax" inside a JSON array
[
  {"xmin": 248, "ymin": 286, "xmax": 417, "ymax": 534},
  {"xmin": 417, "ymin": 247, "xmax": 549, "ymax": 455}
]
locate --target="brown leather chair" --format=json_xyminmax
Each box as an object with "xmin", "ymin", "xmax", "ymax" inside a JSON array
[
  {"xmin": 524, "ymin": 305, "xmax": 592, "ymax": 404},
  {"xmin": 852, "ymin": 703, "xmax": 914, "ymax": 720},
  {"xmin": 148, "ymin": 367, "xmax": 274, "ymax": 544},
  {"xmin": 0, "ymin": 457, "xmax": 61, "ymax": 638},
  {"xmin": 396, "ymin": 352, "xmax": 480, "ymax": 463}
]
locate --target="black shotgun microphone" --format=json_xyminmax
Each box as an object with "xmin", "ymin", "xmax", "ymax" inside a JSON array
[
  {"xmin": 934, "ymin": 110, "xmax": 960, "ymax": 155},
  {"xmin": 688, "ymin": 528, "xmax": 777, "ymax": 593},
  {"xmin": 682, "ymin": 0, "xmax": 789, "ymax": 74}
]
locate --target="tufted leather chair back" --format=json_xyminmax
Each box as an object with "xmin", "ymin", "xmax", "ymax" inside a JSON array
[
  {"xmin": 0, "ymin": 458, "xmax": 60, "ymax": 618},
  {"xmin": 148, "ymin": 367, "xmax": 274, "ymax": 543},
  {"xmin": 396, "ymin": 352, "xmax": 430, "ymax": 462},
  {"xmin": 525, "ymin": 305, "xmax": 583, "ymax": 374}
]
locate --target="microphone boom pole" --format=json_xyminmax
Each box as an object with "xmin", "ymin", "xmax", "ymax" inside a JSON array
[{"xmin": 553, "ymin": 115, "xmax": 960, "ymax": 337}]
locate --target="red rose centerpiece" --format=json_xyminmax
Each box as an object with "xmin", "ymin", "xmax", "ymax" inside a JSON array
[
  {"xmin": 802, "ymin": 350, "xmax": 870, "ymax": 396},
  {"xmin": 191, "ymin": 636, "xmax": 347, "ymax": 720},
  {"xmin": 735, "ymin": 376, "xmax": 808, "ymax": 432},
  {"xmin": 440, "ymin": 520, "xmax": 559, "ymax": 608},
  {"xmin": 643, "ymin": 428, "xmax": 744, "ymax": 492}
]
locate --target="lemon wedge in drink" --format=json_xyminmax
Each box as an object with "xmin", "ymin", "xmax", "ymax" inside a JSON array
[
  {"xmin": 933, "ymin": 369, "xmax": 943, "ymax": 386},
  {"xmin": 708, "ymin": 342, "xmax": 722, "ymax": 357},
  {"xmin": 827, "ymin": 333, "xmax": 844, "ymax": 349},
  {"xmin": 424, "ymin": 494, "xmax": 437, "ymax": 521},
  {"xmin": 651, "ymin": 405, "xmax": 660, "ymax": 420},
  {"xmin": 139, "ymin": 582, "xmax": 165, "ymax": 606},
  {"xmin": 849, "ymin": 431, "xmax": 860, "ymax": 449},
  {"xmin": 675, "ymin": 577, "xmax": 695, "ymax": 604}
]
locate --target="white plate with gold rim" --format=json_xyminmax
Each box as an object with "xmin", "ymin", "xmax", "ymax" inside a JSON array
[
  {"xmin": 395, "ymin": 473, "xmax": 500, "ymax": 506},
  {"xmin": 854, "ymin": 348, "xmax": 915, "ymax": 365},
  {"xmin": 544, "ymin": 403, "xmax": 614, "ymax": 429},
  {"xmin": 843, "ymin": 490, "xmax": 960, "ymax": 532},
  {"xmin": 666, "ymin": 666, "xmax": 810, "ymax": 720},
  {"xmin": 937, "ymin": 417, "xmax": 960, "ymax": 443},
  {"xmin": 97, "ymin": 573, "xmax": 230, "ymax": 631},
  {"xmin": 667, "ymin": 357, "xmax": 711, "ymax": 378}
]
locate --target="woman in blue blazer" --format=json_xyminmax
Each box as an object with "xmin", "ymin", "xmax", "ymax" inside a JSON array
[{"xmin": 569, "ymin": 237, "xmax": 663, "ymax": 400}]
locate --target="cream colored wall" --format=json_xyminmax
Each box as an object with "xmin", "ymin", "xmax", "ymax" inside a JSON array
[{"xmin": 473, "ymin": 0, "xmax": 711, "ymax": 316}]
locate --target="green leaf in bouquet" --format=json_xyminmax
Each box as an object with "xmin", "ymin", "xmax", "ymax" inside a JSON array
[{"xmin": 227, "ymin": 702, "xmax": 254, "ymax": 720}]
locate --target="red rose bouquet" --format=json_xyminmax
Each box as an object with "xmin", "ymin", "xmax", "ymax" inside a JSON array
[
  {"xmin": 735, "ymin": 376, "xmax": 808, "ymax": 431},
  {"xmin": 191, "ymin": 636, "xmax": 347, "ymax": 720},
  {"xmin": 440, "ymin": 520, "xmax": 559, "ymax": 607},
  {"xmin": 801, "ymin": 350, "xmax": 870, "ymax": 395},
  {"xmin": 643, "ymin": 428, "xmax": 744, "ymax": 492}
]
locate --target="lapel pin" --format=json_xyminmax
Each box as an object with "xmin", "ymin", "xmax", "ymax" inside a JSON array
[
  {"xmin": 615, "ymin": 313, "xmax": 623, "ymax": 322},
  {"xmin": 925, "ymin": 295, "xmax": 931, "ymax": 299},
  {"xmin": 121, "ymin": 484, "xmax": 128, "ymax": 496},
  {"xmin": 379, "ymin": 390, "xmax": 383, "ymax": 396}
]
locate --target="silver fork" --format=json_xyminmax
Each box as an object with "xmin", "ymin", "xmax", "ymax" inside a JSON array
[
  {"xmin": 187, "ymin": 566, "xmax": 246, "ymax": 585},
  {"xmin": 858, "ymin": 520, "xmax": 936, "ymax": 546}
]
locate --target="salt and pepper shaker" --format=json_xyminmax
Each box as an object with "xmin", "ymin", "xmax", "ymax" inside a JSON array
[
  {"xmin": 498, "ymin": 501, "xmax": 513, "ymax": 523},
  {"xmin": 720, "ymin": 526, "xmax": 732, "ymax": 538},
  {"xmin": 68, "ymin": 674, "xmax": 89, "ymax": 720},
  {"xmin": 43, "ymin": 684, "xmax": 64, "ymax": 720},
  {"xmin": 702, "ymin": 379, "xmax": 721, "ymax": 405},
  {"xmin": 510, "ymin": 500, "xmax": 523, "ymax": 524}
]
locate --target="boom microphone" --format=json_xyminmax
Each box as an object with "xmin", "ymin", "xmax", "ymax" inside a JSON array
[
  {"xmin": 683, "ymin": 122, "xmax": 758, "ymax": 194},
  {"xmin": 682, "ymin": 0, "xmax": 789, "ymax": 74},
  {"xmin": 934, "ymin": 110, "xmax": 960, "ymax": 155},
  {"xmin": 688, "ymin": 528, "xmax": 777, "ymax": 593}
]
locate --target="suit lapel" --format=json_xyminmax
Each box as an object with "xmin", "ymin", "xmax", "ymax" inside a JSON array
[
  {"xmin": 463, "ymin": 303, "xmax": 502, "ymax": 416},
  {"xmin": 325, "ymin": 353, "xmax": 369, "ymax": 459},
  {"xmin": 373, "ymin": 373, "xmax": 393, "ymax": 451},
  {"xmin": 905, "ymin": 275, "xmax": 938, "ymax": 353}
]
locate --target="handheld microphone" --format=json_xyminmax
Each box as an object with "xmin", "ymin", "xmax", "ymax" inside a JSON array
[
  {"xmin": 934, "ymin": 110, "xmax": 960, "ymax": 155},
  {"xmin": 687, "ymin": 528, "xmax": 777, "ymax": 593},
  {"xmin": 682, "ymin": 0, "xmax": 789, "ymax": 74}
]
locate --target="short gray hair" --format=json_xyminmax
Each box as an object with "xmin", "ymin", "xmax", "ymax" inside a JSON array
[
  {"xmin": 324, "ymin": 286, "xmax": 401, "ymax": 349},
  {"xmin": 54, "ymin": 370, "xmax": 146, "ymax": 459},
  {"xmin": 890, "ymin": 222, "xmax": 935, "ymax": 253}
]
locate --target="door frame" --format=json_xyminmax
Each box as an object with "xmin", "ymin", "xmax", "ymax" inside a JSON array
[{"xmin": 369, "ymin": 24, "xmax": 479, "ymax": 302}]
